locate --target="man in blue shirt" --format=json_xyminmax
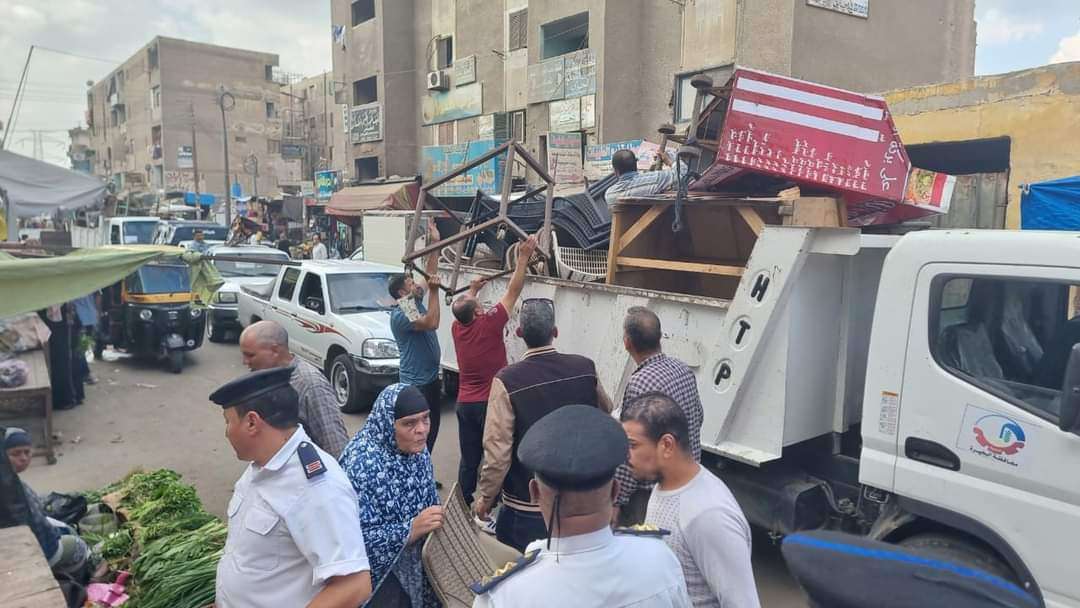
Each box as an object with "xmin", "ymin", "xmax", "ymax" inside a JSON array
[{"xmin": 388, "ymin": 223, "xmax": 444, "ymax": 456}]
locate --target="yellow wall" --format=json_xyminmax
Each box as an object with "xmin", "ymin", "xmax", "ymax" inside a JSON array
[{"xmin": 885, "ymin": 63, "xmax": 1080, "ymax": 228}]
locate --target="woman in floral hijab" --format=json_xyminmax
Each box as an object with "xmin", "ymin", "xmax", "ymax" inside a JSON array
[{"xmin": 340, "ymin": 383, "xmax": 442, "ymax": 607}]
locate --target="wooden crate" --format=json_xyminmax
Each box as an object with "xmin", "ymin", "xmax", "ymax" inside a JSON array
[{"xmin": 606, "ymin": 194, "xmax": 843, "ymax": 299}]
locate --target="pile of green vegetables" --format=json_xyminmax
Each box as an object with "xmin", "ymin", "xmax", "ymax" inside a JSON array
[{"xmin": 82, "ymin": 469, "xmax": 225, "ymax": 608}]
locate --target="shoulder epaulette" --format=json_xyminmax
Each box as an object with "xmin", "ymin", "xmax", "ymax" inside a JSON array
[
  {"xmin": 297, "ymin": 441, "xmax": 326, "ymax": 479},
  {"xmin": 469, "ymin": 549, "xmax": 541, "ymax": 594},
  {"xmin": 614, "ymin": 524, "xmax": 671, "ymax": 538}
]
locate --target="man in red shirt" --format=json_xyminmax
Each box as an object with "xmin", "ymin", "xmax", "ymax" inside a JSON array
[{"xmin": 451, "ymin": 234, "xmax": 537, "ymax": 511}]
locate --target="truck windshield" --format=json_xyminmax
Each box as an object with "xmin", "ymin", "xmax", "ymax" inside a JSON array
[
  {"xmin": 126, "ymin": 265, "xmax": 191, "ymax": 294},
  {"xmin": 124, "ymin": 221, "xmax": 159, "ymax": 244},
  {"xmin": 326, "ymin": 273, "xmax": 395, "ymax": 313},
  {"xmin": 173, "ymin": 225, "xmax": 229, "ymax": 243},
  {"xmin": 213, "ymin": 254, "xmax": 287, "ymax": 277}
]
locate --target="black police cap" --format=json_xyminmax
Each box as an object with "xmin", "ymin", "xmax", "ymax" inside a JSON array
[
  {"xmin": 209, "ymin": 366, "xmax": 294, "ymax": 409},
  {"xmin": 782, "ymin": 530, "xmax": 1038, "ymax": 608},
  {"xmin": 518, "ymin": 404, "xmax": 628, "ymax": 491}
]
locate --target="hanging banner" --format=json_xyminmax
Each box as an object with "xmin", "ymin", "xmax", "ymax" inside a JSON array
[
  {"xmin": 422, "ymin": 83, "xmax": 483, "ymax": 125},
  {"xmin": 421, "ymin": 139, "xmax": 506, "ymax": 197},
  {"xmin": 563, "ymin": 49, "xmax": 597, "ymax": 99},
  {"xmin": 177, "ymin": 145, "xmax": 193, "ymax": 169},
  {"xmin": 581, "ymin": 94, "xmax": 596, "ymax": 129},
  {"xmin": 315, "ymin": 170, "xmax": 338, "ymax": 201},
  {"xmin": 547, "ymin": 132, "xmax": 583, "ymax": 185},
  {"xmin": 454, "ymin": 55, "xmax": 477, "ymax": 86},
  {"xmin": 549, "ymin": 98, "xmax": 581, "ymax": 132},
  {"xmin": 350, "ymin": 102, "xmax": 383, "ymax": 143}
]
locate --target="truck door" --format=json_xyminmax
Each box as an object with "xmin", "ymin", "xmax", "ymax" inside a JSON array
[
  {"xmin": 289, "ymin": 270, "xmax": 330, "ymax": 366},
  {"xmin": 897, "ymin": 263, "xmax": 1080, "ymax": 604},
  {"xmin": 271, "ymin": 267, "xmax": 301, "ymax": 327}
]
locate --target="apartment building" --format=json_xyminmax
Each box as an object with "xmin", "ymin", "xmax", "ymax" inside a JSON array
[
  {"xmin": 278, "ymin": 71, "xmax": 350, "ymax": 187},
  {"xmin": 85, "ymin": 37, "xmax": 284, "ymax": 199},
  {"xmin": 331, "ymin": 0, "xmax": 976, "ymax": 183}
]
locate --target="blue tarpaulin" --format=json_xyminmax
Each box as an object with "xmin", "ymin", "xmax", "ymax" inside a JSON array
[
  {"xmin": 184, "ymin": 192, "xmax": 216, "ymax": 208},
  {"xmin": 1021, "ymin": 176, "xmax": 1080, "ymax": 230}
]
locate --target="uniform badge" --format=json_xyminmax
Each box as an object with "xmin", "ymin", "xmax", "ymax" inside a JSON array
[
  {"xmin": 297, "ymin": 442, "xmax": 326, "ymax": 479},
  {"xmin": 614, "ymin": 524, "xmax": 671, "ymax": 538},
  {"xmin": 469, "ymin": 549, "xmax": 540, "ymax": 594}
]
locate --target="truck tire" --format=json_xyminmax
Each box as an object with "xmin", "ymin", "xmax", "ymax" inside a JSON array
[
  {"xmin": 330, "ymin": 354, "xmax": 367, "ymax": 414},
  {"xmin": 898, "ymin": 532, "xmax": 1015, "ymax": 582},
  {"xmin": 207, "ymin": 317, "xmax": 226, "ymax": 343},
  {"xmin": 443, "ymin": 370, "xmax": 459, "ymax": 401},
  {"xmin": 167, "ymin": 350, "xmax": 184, "ymax": 374}
]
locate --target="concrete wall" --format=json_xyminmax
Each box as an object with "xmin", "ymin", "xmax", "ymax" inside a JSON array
[
  {"xmin": 158, "ymin": 37, "xmax": 281, "ymax": 197},
  {"xmin": 681, "ymin": 0, "xmax": 737, "ymax": 71},
  {"xmin": 453, "ymin": 0, "xmax": 506, "ymax": 142},
  {"xmin": 791, "ymin": 0, "xmax": 976, "ymax": 92},
  {"xmin": 885, "ymin": 63, "xmax": 1080, "ymax": 228},
  {"xmin": 383, "ymin": 0, "xmax": 419, "ymax": 177},
  {"xmin": 735, "ymin": 0, "xmax": 795, "ymax": 75}
]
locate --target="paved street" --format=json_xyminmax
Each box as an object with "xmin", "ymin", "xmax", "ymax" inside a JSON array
[{"xmin": 22, "ymin": 339, "xmax": 806, "ymax": 606}]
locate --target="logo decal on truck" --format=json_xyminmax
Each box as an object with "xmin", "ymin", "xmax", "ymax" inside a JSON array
[
  {"xmin": 956, "ymin": 405, "xmax": 1028, "ymax": 468},
  {"xmin": 286, "ymin": 312, "xmax": 350, "ymax": 343}
]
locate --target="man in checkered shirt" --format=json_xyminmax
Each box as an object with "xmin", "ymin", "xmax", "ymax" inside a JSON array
[{"xmin": 613, "ymin": 306, "xmax": 703, "ymax": 525}]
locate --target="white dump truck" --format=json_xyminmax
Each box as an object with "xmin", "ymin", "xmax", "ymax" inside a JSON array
[
  {"xmin": 364, "ymin": 208, "xmax": 1079, "ymax": 607},
  {"xmin": 70, "ymin": 216, "xmax": 161, "ymax": 248}
]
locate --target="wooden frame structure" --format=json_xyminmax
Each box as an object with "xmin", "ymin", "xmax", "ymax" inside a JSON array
[
  {"xmin": 607, "ymin": 193, "xmax": 845, "ymax": 299},
  {"xmin": 402, "ymin": 140, "xmax": 555, "ymax": 299}
]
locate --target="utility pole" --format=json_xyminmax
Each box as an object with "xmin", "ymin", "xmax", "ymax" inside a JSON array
[
  {"xmin": 322, "ymin": 72, "xmax": 329, "ymax": 172},
  {"xmin": 217, "ymin": 86, "xmax": 235, "ymax": 226},
  {"xmin": 189, "ymin": 101, "xmax": 202, "ymax": 220},
  {"xmin": 1, "ymin": 46, "xmax": 33, "ymax": 150}
]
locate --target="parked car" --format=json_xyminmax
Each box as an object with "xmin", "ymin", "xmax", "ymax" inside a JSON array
[
  {"xmin": 154, "ymin": 220, "xmax": 229, "ymax": 248},
  {"xmin": 206, "ymin": 245, "xmax": 291, "ymax": 342},
  {"xmin": 238, "ymin": 260, "xmax": 400, "ymax": 412}
]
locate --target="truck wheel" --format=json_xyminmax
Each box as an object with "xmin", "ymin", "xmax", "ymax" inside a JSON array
[
  {"xmin": 330, "ymin": 354, "xmax": 366, "ymax": 414},
  {"xmin": 898, "ymin": 532, "xmax": 1015, "ymax": 582},
  {"xmin": 167, "ymin": 351, "xmax": 184, "ymax": 374},
  {"xmin": 207, "ymin": 318, "xmax": 226, "ymax": 343},
  {"xmin": 443, "ymin": 370, "xmax": 459, "ymax": 401}
]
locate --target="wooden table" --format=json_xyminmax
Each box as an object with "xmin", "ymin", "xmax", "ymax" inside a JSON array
[
  {"xmin": 0, "ymin": 350, "xmax": 55, "ymax": 464},
  {"xmin": 0, "ymin": 526, "xmax": 67, "ymax": 607}
]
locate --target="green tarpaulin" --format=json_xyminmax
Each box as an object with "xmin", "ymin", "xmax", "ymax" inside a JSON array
[{"xmin": 0, "ymin": 245, "xmax": 223, "ymax": 317}]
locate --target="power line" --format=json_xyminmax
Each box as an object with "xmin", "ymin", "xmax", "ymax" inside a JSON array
[{"xmin": 32, "ymin": 46, "xmax": 123, "ymax": 65}]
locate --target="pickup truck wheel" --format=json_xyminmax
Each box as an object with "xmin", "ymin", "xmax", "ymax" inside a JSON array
[
  {"xmin": 898, "ymin": 532, "xmax": 1015, "ymax": 582},
  {"xmin": 207, "ymin": 317, "xmax": 226, "ymax": 343},
  {"xmin": 331, "ymin": 354, "xmax": 365, "ymax": 414}
]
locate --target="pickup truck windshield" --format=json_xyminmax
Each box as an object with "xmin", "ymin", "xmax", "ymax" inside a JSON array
[
  {"xmin": 126, "ymin": 265, "xmax": 191, "ymax": 294},
  {"xmin": 327, "ymin": 273, "xmax": 395, "ymax": 313},
  {"xmin": 172, "ymin": 225, "xmax": 229, "ymax": 243},
  {"xmin": 124, "ymin": 221, "xmax": 159, "ymax": 244},
  {"xmin": 214, "ymin": 255, "xmax": 287, "ymax": 277}
]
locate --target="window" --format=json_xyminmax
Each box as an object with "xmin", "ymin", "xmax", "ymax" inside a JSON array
[
  {"xmin": 510, "ymin": 110, "xmax": 526, "ymax": 143},
  {"xmin": 674, "ymin": 66, "xmax": 731, "ymax": 123},
  {"xmin": 298, "ymin": 272, "xmax": 326, "ymax": 315},
  {"xmin": 278, "ymin": 268, "xmax": 301, "ymax": 301},
  {"xmin": 435, "ymin": 36, "xmax": 454, "ymax": 70},
  {"xmin": 265, "ymin": 65, "xmax": 274, "ymax": 81},
  {"xmin": 509, "ymin": 9, "xmax": 528, "ymax": 52},
  {"xmin": 268, "ymin": 139, "xmax": 281, "ymax": 154},
  {"xmin": 110, "ymin": 224, "xmax": 121, "ymax": 245},
  {"xmin": 329, "ymin": 145, "xmax": 334, "ymax": 161},
  {"xmin": 541, "ymin": 12, "xmax": 588, "ymax": 60},
  {"xmin": 151, "ymin": 86, "xmax": 161, "ymax": 109},
  {"xmin": 355, "ymin": 156, "xmax": 379, "ymax": 181},
  {"xmin": 352, "ymin": 0, "xmax": 375, "ymax": 26},
  {"xmin": 266, "ymin": 102, "xmax": 276, "ymax": 119},
  {"xmin": 327, "ymin": 273, "xmax": 395, "ymax": 313},
  {"xmin": 148, "ymin": 45, "xmax": 159, "ymax": 70},
  {"xmin": 352, "ymin": 76, "xmax": 377, "ymax": 106},
  {"xmin": 235, "ymin": 135, "xmax": 247, "ymax": 143},
  {"xmin": 931, "ymin": 276, "xmax": 1080, "ymax": 423}
]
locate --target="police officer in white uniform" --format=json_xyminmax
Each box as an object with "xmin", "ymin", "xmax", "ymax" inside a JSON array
[
  {"xmin": 211, "ymin": 366, "xmax": 373, "ymax": 608},
  {"xmin": 471, "ymin": 405, "xmax": 691, "ymax": 608}
]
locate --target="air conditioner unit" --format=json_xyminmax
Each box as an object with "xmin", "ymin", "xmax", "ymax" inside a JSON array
[{"xmin": 427, "ymin": 70, "xmax": 449, "ymax": 91}]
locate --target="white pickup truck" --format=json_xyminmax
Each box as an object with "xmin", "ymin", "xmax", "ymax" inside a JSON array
[
  {"xmin": 365, "ymin": 210, "xmax": 1080, "ymax": 607},
  {"xmin": 237, "ymin": 260, "xmax": 402, "ymax": 412}
]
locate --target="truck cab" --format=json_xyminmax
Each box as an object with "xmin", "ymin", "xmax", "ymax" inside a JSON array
[{"xmin": 862, "ymin": 230, "xmax": 1080, "ymax": 607}]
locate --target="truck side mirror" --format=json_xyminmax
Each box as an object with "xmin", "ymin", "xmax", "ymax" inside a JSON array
[{"xmin": 1059, "ymin": 344, "xmax": 1080, "ymax": 434}]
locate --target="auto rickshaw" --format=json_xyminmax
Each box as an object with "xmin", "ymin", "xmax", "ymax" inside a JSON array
[{"xmin": 94, "ymin": 260, "xmax": 206, "ymax": 373}]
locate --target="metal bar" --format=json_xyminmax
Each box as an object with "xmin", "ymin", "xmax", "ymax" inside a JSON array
[
  {"xmin": 405, "ymin": 178, "xmax": 426, "ymax": 259},
  {"xmin": 446, "ymin": 239, "xmax": 466, "ymax": 300},
  {"xmin": 203, "ymin": 254, "xmax": 302, "ymax": 266},
  {"xmin": 501, "ymin": 222, "xmax": 550, "ymax": 261},
  {"xmin": 541, "ymin": 182, "xmax": 554, "ymax": 256},
  {"xmin": 422, "ymin": 140, "xmax": 513, "ymax": 192},
  {"xmin": 403, "ymin": 217, "xmax": 504, "ymax": 264},
  {"xmin": 513, "ymin": 142, "xmax": 556, "ymax": 185},
  {"xmin": 423, "ymin": 191, "xmax": 469, "ymax": 225},
  {"xmin": 508, "ymin": 183, "xmax": 548, "ymax": 206},
  {"xmin": 445, "ymin": 266, "xmax": 515, "ymax": 296},
  {"xmin": 498, "ymin": 144, "xmax": 516, "ymax": 217}
]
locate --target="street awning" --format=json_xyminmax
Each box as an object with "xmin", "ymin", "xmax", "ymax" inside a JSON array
[
  {"xmin": 0, "ymin": 150, "xmax": 108, "ymax": 217},
  {"xmin": 326, "ymin": 181, "xmax": 419, "ymax": 217}
]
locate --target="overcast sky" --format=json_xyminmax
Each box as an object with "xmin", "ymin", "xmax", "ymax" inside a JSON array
[{"xmin": 1, "ymin": 0, "xmax": 1078, "ymax": 167}]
